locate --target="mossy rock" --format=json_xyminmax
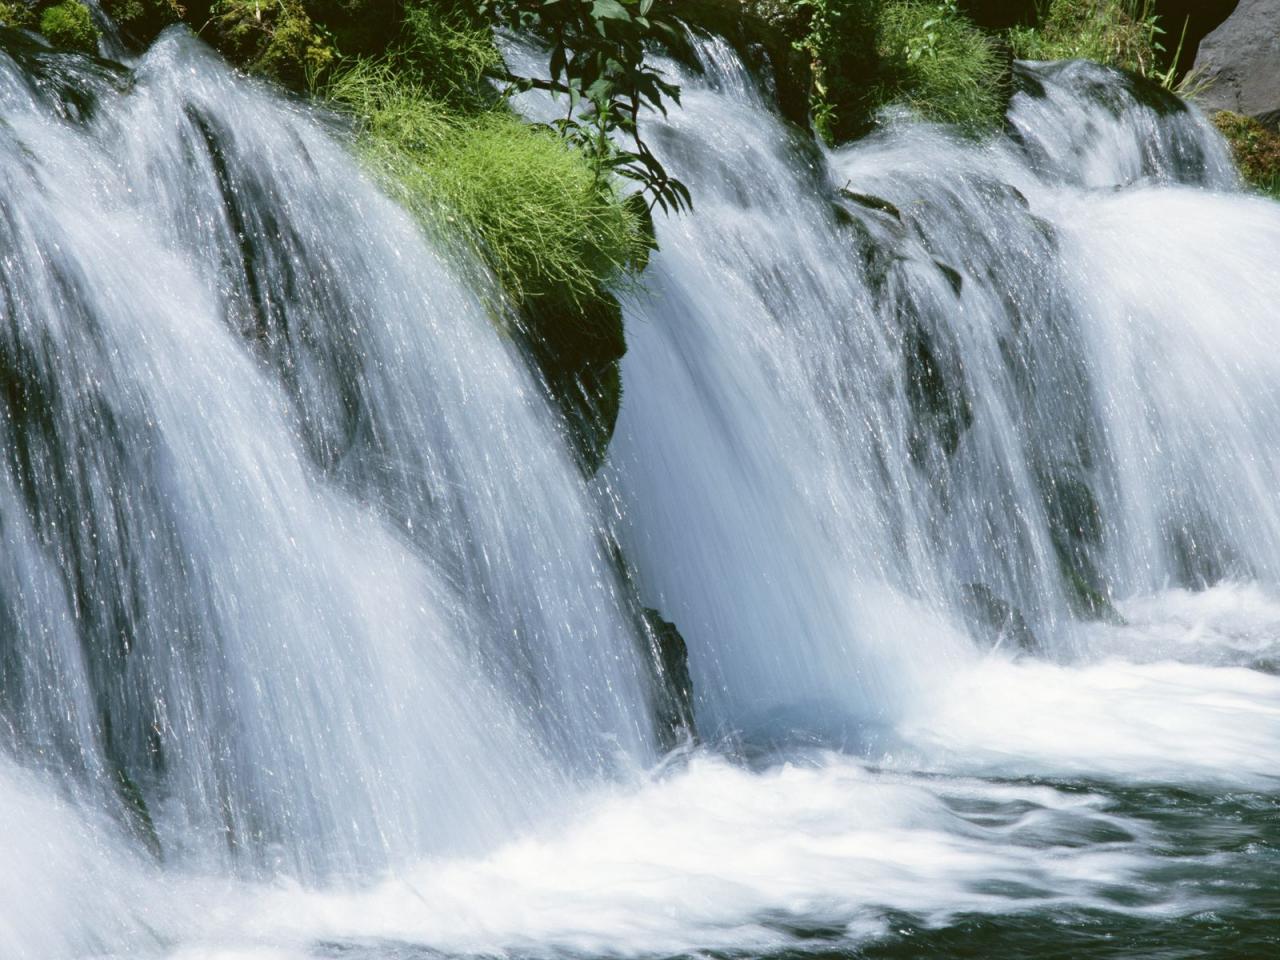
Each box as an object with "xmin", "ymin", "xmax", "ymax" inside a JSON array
[
  {"xmin": 1213, "ymin": 110, "xmax": 1280, "ymax": 199},
  {"xmin": 39, "ymin": 0, "xmax": 98, "ymax": 53},
  {"xmin": 211, "ymin": 0, "xmax": 337, "ymax": 88},
  {"xmin": 0, "ymin": 1, "xmax": 36, "ymax": 29}
]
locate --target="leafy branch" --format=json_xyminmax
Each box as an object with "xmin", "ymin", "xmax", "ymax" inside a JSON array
[{"xmin": 477, "ymin": 0, "xmax": 692, "ymax": 215}]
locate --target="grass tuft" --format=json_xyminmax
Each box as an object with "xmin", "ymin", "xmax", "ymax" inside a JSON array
[
  {"xmin": 873, "ymin": 0, "xmax": 1006, "ymax": 132},
  {"xmin": 327, "ymin": 59, "xmax": 647, "ymax": 313},
  {"xmin": 1008, "ymin": 0, "xmax": 1163, "ymax": 75}
]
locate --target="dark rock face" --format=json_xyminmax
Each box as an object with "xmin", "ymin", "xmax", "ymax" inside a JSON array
[
  {"xmin": 1192, "ymin": 0, "xmax": 1280, "ymax": 125},
  {"xmin": 641, "ymin": 608, "xmax": 696, "ymax": 750},
  {"xmin": 959, "ymin": 583, "xmax": 1040, "ymax": 654},
  {"xmin": 1155, "ymin": 0, "xmax": 1239, "ymax": 76}
]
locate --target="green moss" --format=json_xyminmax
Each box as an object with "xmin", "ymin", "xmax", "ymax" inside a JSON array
[
  {"xmin": 0, "ymin": 1, "xmax": 36, "ymax": 29},
  {"xmin": 1213, "ymin": 111, "xmax": 1280, "ymax": 201},
  {"xmin": 1009, "ymin": 0, "xmax": 1163, "ymax": 75},
  {"xmin": 39, "ymin": 0, "xmax": 99, "ymax": 53},
  {"xmin": 873, "ymin": 0, "xmax": 1007, "ymax": 132},
  {"xmin": 212, "ymin": 0, "xmax": 336, "ymax": 88}
]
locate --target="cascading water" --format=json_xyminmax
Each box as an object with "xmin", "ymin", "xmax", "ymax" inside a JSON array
[
  {"xmin": 0, "ymin": 22, "xmax": 668, "ymax": 953},
  {"xmin": 1, "ymin": 16, "xmax": 1277, "ymax": 960},
  {"xmin": 609, "ymin": 39, "xmax": 1280, "ymax": 777}
]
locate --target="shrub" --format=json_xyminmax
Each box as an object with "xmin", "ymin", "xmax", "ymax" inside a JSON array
[
  {"xmin": 790, "ymin": 0, "xmax": 1004, "ymax": 141},
  {"xmin": 39, "ymin": 0, "xmax": 99, "ymax": 53},
  {"xmin": 212, "ymin": 0, "xmax": 336, "ymax": 88},
  {"xmin": 1213, "ymin": 111, "xmax": 1280, "ymax": 201},
  {"xmin": 1009, "ymin": 0, "xmax": 1164, "ymax": 76},
  {"xmin": 873, "ymin": 0, "xmax": 1006, "ymax": 132},
  {"xmin": 792, "ymin": 0, "xmax": 884, "ymax": 143},
  {"xmin": 328, "ymin": 61, "xmax": 646, "ymax": 311},
  {"xmin": 394, "ymin": 0, "xmax": 502, "ymax": 108}
]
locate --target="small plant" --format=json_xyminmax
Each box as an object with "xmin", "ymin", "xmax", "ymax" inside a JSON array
[
  {"xmin": 1213, "ymin": 111, "xmax": 1280, "ymax": 201},
  {"xmin": 791, "ymin": 0, "xmax": 883, "ymax": 143},
  {"xmin": 874, "ymin": 0, "xmax": 1006, "ymax": 133},
  {"xmin": 212, "ymin": 0, "xmax": 336, "ymax": 88},
  {"xmin": 328, "ymin": 62, "xmax": 647, "ymax": 307},
  {"xmin": 1009, "ymin": 0, "xmax": 1166, "ymax": 77},
  {"xmin": 478, "ymin": 0, "xmax": 691, "ymax": 215},
  {"xmin": 39, "ymin": 0, "xmax": 99, "ymax": 53}
]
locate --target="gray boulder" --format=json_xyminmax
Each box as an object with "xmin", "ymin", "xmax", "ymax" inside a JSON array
[{"xmin": 1193, "ymin": 0, "xmax": 1280, "ymax": 125}]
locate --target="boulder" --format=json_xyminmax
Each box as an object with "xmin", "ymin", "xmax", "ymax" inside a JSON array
[{"xmin": 1192, "ymin": 0, "xmax": 1280, "ymax": 125}]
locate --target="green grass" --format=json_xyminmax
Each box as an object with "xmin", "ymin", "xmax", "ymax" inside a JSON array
[
  {"xmin": 327, "ymin": 60, "xmax": 647, "ymax": 313},
  {"xmin": 1008, "ymin": 0, "xmax": 1164, "ymax": 75},
  {"xmin": 873, "ymin": 0, "xmax": 1007, "ymax": 132},
  {"xmin": 395, "ymin": 0, "xmax": 502, "ymax": 108}
]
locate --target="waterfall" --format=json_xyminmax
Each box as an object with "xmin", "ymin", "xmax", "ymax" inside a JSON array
[
  {"xmin": 608, "ymin": 37, "xmax": 1280, "ymax": 771},
  {"xmin": 2, "ymin": 18, "xmax": 1279, "ymax": 960},
  {"xmin": 0, "ymin": 23, "xmax": 661, "ymax": 911}
]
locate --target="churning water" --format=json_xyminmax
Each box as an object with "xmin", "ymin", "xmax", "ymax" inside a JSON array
[{"xmin": 0, "ymin": 21, "xmax": 1277, "ymax": 960}]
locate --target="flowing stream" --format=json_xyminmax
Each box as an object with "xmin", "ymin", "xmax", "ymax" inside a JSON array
[{"xmin": 0, "ymin": 21, "xmax": 1277, "ymax": 960}]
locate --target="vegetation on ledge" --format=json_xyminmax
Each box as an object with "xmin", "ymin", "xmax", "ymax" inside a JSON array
[
  {"xmin": 872, "ymin": 0, "xmax": 1006, "ymax": 133},
  {"xmin": 0, "ymin": 1, "xmax": 35, "ymax": 28},
  {"xmin": 1213, "ymin": 111, "xmax": 1280, "ymax": 200},
  {"xmin": 39, "ymin": 0, "xmax": 98, "ymax": 52},
  {"xmin": 319, "ymin": 1, "xmax": 657, "ymax": 471}
]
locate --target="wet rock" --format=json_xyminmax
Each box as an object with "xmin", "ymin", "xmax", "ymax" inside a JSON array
[
  {"xmin": 521, "ymin": 290, "xmax": 627, "ymax": 475},
  {"xmin": 960, "ymin": 583, "xmax": 1040, "ymax": 654},
  {"xmin": 1042, "ymin": 472, "xmax": 1122, "ymax": 622},
  {"xmin": 837, "ymin": 187, "xmax": 903, "ymax": 222},
  {"xmin": 677, "ymin": 0, "xmax": 815, "ymax": 130},
  {"xmin": 904, "ymin": 323, "xmax": 973, "ymax": 463},
  {"xmin": 641, "ymin": 607, "xmax": 696, "ymax": 750},
  {"xmin": 933, "ymin": 260, "xmax": 964, "ymax": 296}
]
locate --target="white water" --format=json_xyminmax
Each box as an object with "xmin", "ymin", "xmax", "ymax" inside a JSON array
[
  {"xmin": 1, "ymin": 23, "xmax": 1279, "ymax": 960},
  {"xmin": 0, "ymin": 25, "xmax": 660, "ymax": 896},
  {"xmin": 609, "ymin": 42, "xmax": 1280, "ymax": 765}
]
